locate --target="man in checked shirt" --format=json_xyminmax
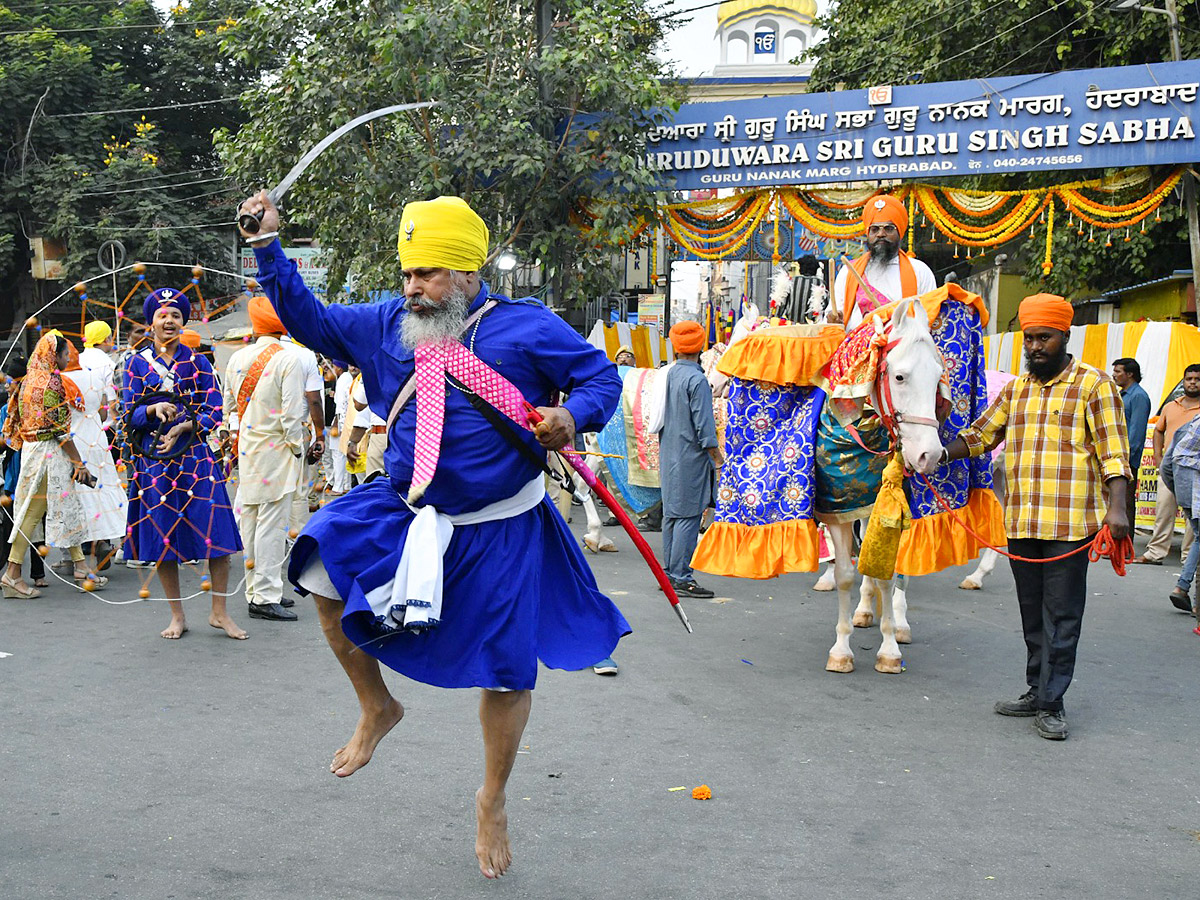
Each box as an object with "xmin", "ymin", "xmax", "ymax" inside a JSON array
[{"xmin": 938, "ymin": 293, "xmax": 1131, "ymax": 741}]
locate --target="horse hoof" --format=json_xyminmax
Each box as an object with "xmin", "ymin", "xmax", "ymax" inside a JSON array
[
  {"xmin": 598, "ymin": 540, "xmax": 618, "ymax": 553},
  {"xmin": 894, "ymin": 626, "xmax": 912, "ymax": 644},
  {"xmin": 582, "ymin": 538, "xmax": 598, "ymax": 554},
  {"xmin": 958, "ymin": 578, "xmax": 982, "ymax": 590},
  {"xmin": 813, "ymin": 572, "xmax": 835, "ymax": 591},
  {"xmin": 825, "ymin": 654, "xmax": 854, "ymax": 673},
  {"xmin": 852, "ymin": 611, "xmax": 875, "ymax": 628},
  {"xmin": 875, "ymin": 655, "xmax": 903, "ymax": 674}
]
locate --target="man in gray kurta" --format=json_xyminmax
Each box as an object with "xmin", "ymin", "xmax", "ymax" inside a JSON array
[{"xmin": 657, "ymin": 321, "xmax": 722, "ymax": 598}]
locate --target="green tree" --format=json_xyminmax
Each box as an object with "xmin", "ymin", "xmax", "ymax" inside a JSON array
[
  {"xmin": 216, "ymin": 0, "xmax": 679, "ymax": 311},
  {"xmin": 0, "ymin": 1, "xmax": 262, "ymax": 329},
  {"xmin": 806, "ymin": 0, "xmax": 1200, "ymax": 295}
]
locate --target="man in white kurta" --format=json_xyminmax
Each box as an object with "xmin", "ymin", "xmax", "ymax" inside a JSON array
[
  {"xmin": 832, "ymin": 195, "xmax": 936, "ymax": 329},
  {"xmin": 222, "ymin": 297, "xmax": 308, "ymax": 621},
  {"xmin": 280, "ymin": 333, "xmax": 325, "ymax": 529}
]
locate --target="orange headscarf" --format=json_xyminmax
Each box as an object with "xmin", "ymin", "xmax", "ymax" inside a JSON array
[
  {"xmin": 180, "ymin": 328, "xmax": 203, "ymax": 349},
  {"xmin": 1018, "ymin": 293, "xmax": 1074, "ymax": 333},
  {"xmin": 862, "ymin": 194, "xmax": 908, "ymax": 237},
  {"xmin": 670, "ymin": 320, "xmax": 705, "ymax": 354},
  {"xmin": 2, "ymin": 334, "xmax": 83, "ymax": 451},
  {"xmin": 843, "ymin": 195, "xmax": 916, "ymax": 322},
  {"xmin": 249, "ymin": 295, "xmax": 286, "ymax": 336}
]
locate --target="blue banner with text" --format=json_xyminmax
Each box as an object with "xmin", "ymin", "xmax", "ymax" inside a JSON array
[{"xmin": 647, "ymin": 61, "xmax": 1200, "ymax": 190}]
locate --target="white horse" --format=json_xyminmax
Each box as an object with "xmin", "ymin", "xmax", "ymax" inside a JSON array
[{"xmin": 821, "ymin": 298, "xmax": 945, "ymax": 674}]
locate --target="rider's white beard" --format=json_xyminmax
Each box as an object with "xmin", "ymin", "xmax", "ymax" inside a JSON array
[{"xmin": 400, "ymin": 285, "xmax": 471, "ymax": 349}]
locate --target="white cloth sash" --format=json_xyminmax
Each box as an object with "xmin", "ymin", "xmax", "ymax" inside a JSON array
[
  {"xmin": 139, "ymin": 348, "xmax": 176, "ymax": 393},
  {"xmin": 363, "ymin": 475, "xmax": 546, "ymax": 632}
]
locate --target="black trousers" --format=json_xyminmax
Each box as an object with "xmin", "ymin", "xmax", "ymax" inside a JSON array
[{"xmin": 1007, "ymin": 537, "xmax": 1092, "ymax": 712}]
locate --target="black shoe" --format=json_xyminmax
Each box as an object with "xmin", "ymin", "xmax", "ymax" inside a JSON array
[
  {"xmin": 280, "ymin": 597, "xmax": 295, "ymax": 608},
  {"xmin": 248, "ymin": 602, "xmax": 298, "ymax": 621},
  {"xmin": 636, "ymin": 521, "xmax": 661, "ymax": 533},
  {"xmin": 1034, "ymin": 709, "xmax": 1069, "ymax": 740},
  {"xmin": 1170, "ymin": 588, "xmax": 1192, "ymax": 612},
  {"xmin": 994, "ymin": 690, "xmax": 1038, "ymax": 717},
  {"xmin": 673, "ymin": 579, "xmax": 715, "ymax": 599},
  {"xmin": 603, "ymin": 515, "xmax": 619, "ymax": 527}
]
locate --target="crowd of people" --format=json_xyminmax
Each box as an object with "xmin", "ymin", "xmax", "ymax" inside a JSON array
[
  {"xmin": 0, "ymin": 286, "xmax": 396, "ymax": 641},
  {"xmin": 2, "ymin": 185, "xmax": 1196, "ymax": 877}
]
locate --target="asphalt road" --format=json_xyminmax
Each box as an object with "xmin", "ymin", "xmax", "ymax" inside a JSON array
[{"xmin": 2, "ymin": 519, "xmax": 1198, "ymax": 899}]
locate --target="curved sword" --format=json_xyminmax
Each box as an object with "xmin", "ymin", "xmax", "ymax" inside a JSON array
[{"xmin": 238, "ymin": 100, "xmax": 441, "ymax": 233}]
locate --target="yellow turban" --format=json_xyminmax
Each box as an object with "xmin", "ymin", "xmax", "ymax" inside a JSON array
[
  {"xmin": 396, "ymin": 196, "xmax": 490, "ymax": 272},
  {"xmin": 84, "ymin": 321, "xmax": 112, "ymax": 348},
  {"xmin": 1019, "ymin": 293, "xmax": 1074, "ymax": 333}
]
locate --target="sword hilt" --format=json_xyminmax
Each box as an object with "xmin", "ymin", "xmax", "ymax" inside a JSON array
[{"xmin": 238, "ymin": 208, "xmax": 264, "ymax": 235}]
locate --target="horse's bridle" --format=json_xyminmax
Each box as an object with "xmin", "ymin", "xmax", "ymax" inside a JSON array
[{"xmin": 846, "ymin": 333, "xmax": 944, "ymax": 457}]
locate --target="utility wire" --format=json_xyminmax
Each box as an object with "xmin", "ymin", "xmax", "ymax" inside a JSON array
[
  {"xmin": 0, "ymin": 17, "xmax": 226, "ymax": 36},
  {"xmin": 80, "ymin": 175, "xmax": 232, "ymax": 196},
  {"xmin": 44, "ymin": 96, "xmax": 241, "ymax": 118}
]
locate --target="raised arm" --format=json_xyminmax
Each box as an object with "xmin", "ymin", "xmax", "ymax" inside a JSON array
[{"xmin": 239, "ymin": 191, "xmax": 385, "ymax": 366}]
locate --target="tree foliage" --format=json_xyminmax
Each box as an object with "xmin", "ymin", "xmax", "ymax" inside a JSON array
[
  {"xmin": 216, "ymin": 0, "xmax": 680, "ymax": 309},
  {"xmin": 0, "ymin": 1, "xmax": 262, "ymax": 327},
  {"xmin": 807, "ymin": 0, "xmax": 1200, "ymax": 295}
]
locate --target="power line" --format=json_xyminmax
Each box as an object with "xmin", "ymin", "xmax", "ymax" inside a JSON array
[
  {"xmin": 44, "ymin": 96, "xmax": 241, "ymax": 118},
  {"xmin": 69, "ymin": 166, "xmax": 219, "ymax": 187},
  {"xmin": 654, "ymin": 0, "xmax": 725, "ymax": 21},
  {"xmin": 80, "ymin": 175, "xmax": 232, "ymax": 196},
  {"xmin": 0, "ymin": 17, "xmax": 226, "ymax": 36}
]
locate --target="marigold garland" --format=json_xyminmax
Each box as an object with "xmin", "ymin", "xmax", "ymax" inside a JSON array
[
  {"xmin": 692, "ymin": 785, "xmax": 712, "ymax": 800},
  {"xmin": 575, "ymin": 167, "xmax": 1182, "ymax": 270}
]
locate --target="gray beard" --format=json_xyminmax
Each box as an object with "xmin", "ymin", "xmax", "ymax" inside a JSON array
[
  {"xmin": 400, "ymin": 285, "xmax": 471, "ymax": 349},
  {"xmin": 869, "ymin": 239, "xmax": 899, "ymax": 264}
]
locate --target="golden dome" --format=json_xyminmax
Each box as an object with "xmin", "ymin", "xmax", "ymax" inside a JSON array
[{"xmin": 716, "ymin": 0, "xmax": 818, "ymax": 29}]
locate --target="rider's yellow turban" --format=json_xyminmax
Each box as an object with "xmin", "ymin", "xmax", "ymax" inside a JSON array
[
  {"xmin": 83, "ymin": 321, "xmax": 112, "ymax": 348},
  {"xmin": 396, "ymin": 196, "xmax": 490, "ymax": 272}
]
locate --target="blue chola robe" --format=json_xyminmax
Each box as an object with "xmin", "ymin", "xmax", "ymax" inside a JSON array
[{"xmin": 252, "ymin": 241, "xmax": 630, "ymax": 690}]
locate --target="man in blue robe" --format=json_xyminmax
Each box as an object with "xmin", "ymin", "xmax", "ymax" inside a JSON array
[{"xmin": 238, "ymin": 191, "xmax": 628, "ymax": 879}]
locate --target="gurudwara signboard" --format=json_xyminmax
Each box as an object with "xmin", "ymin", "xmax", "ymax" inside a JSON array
[{"xmin": 646, "ymin": 61, "xmax": 1200, "ymax": 189}]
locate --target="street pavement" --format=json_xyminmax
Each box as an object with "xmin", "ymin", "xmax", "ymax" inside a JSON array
[{"xmin": 2, "ymin": 517, "xmax": 1198, "ymax": 899}]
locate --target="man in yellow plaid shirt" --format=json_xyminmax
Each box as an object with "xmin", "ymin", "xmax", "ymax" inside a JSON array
[{"xmin": 940, "ymin": 293, "xmax": 1131, "ymax": 741}]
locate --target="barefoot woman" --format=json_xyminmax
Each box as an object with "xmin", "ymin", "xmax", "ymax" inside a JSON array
[
  {"xmin": 239, "ymin": 192, "xmax": 628, "ymax": 878},
  {"xmin": 123, "ymin": 288, "xmax": 246, "ymax": 640}
]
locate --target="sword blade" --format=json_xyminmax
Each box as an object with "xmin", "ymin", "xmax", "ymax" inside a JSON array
[{"xmin": 268, "ymin": 100, "xmax": 441, "ymax": 204}]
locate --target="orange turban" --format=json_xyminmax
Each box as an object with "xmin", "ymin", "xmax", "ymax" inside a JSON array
[
  {"xmin": 249, "ymin": 295, "xmax": 286, "ymax": 336},
  {"xmin": 862, "ymin": 194, "xmax": 908, "ymax": 237},
  {"xmin": 179, "ymin": 329, "xmax": 202, "ymax": 349},
  {"xmin": 669, "ymin": 320, "xmax": 705, "ymax": 354},
  {"xmin": 1018, "ymin": 293, "xmax": 1073, "ymax": 333}
]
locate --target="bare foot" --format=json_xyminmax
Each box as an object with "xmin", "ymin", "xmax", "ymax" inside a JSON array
[
  {"xmin": 161, "ymin": 617, "xmax": 188, "ymax": 639},
  {"xmin": 330, "ymin": 698, "xmax": 404, "ymax": 777},
  {"xmin": 475, "ymin": 788, "xmax": 512, "ymax": 878},
  {"xmin": 209, "ymin": 614, "xmax": 248, "ymax": 640}
]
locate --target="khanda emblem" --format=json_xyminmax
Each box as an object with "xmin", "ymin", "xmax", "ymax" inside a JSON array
[
  {"xmin": 157, "ymin": 289, "xmax": 176, "ymax": 305},
  {"xmin": 404, "ymin": 220, "xmax": 415, "ymax": 241}
]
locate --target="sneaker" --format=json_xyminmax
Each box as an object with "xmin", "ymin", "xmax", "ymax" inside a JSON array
[
  {"xmin": 1034, "ymin": 709, "xmax": 1069, "ymax": 740},
  {"xmin": 673, "ymin": 579, "xmax": 715, "ymax": 599},
  {"xmin": 592, "ymin": 657, "xmax": 619, "ymax": 676},
  {"xmin": 994, "ymin": 690, "xmax": 1038, "ymax": 717},
  {"xmin": 1170, "ymin": 588, "xmax": 1192, "ymax": 612}
]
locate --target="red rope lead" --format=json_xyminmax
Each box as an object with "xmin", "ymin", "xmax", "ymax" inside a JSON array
[{"xmin": 914, "ymin": 472, "xmax": 1133, "ymax": 576}]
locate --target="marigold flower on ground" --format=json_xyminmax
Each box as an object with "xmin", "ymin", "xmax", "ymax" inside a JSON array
[{"xmin": 692, "ymin": 785, "xmax": 712, "ymax": 800}]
